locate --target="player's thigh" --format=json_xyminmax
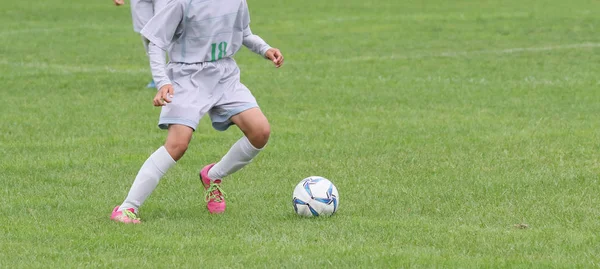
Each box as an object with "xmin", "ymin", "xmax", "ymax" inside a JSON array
[
  {"xmin": 165, "ymin": 124, "xmax": 193, "ymax": 147},
  {"xmin": 208, "ymin": 59, "xmax": 264, "ymax": 132},
  {"xmin": 230, "ymin": 107, "xmax": 270, "ymax": 138},
  {"xmin": 130, "ymin": 0, "xmax": 154, "ymax": 32},
  {"xmin": 158, "ymin": 63, "xmax": 220, "ymax": 132},
  {"xmin": 208, "ymin": 85, "xmax": 268, "ymax": 135}
]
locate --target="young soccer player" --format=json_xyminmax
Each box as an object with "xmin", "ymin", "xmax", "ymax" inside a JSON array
[
  {"xmin": 110, "ymin": 0, "xmax": 284, "ymax": 223},
  {"xmin": 113, "ymin": 0, "xmax": 169, "ymax": 88}
]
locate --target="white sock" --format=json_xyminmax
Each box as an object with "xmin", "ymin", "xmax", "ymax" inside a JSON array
[
  {"xmin": 119, "ymin": 146, "xmax": 176, "ymax": 213},
  {"xmin": 208, "ymin": 136, "xmax": 263, "ymax": 180}
]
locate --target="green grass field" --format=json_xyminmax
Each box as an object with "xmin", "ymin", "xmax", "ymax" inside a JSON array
[{"xmin": 2, "ymin": 0, "xmax": 600, "ymax": 267}]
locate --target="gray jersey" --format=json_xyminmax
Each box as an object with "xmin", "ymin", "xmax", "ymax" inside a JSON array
[
  {"xmin": 140, "ymin": 0, "xmax": 270, "ymax": 63},
  {"xmin": 140, "ymin": 0, "xmax": 271, "ymax": 89}
]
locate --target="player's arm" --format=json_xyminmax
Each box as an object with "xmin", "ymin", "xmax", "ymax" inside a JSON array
[
  {"xmin": 147, "ymin": 43, "xmax": 172, "ymax": 106},
  {"xmin": 240, "ymin": 0, "xmax": 284, "ymax": 68},
  {"xmin": 113, "ymin": 0, "xmax": 125, "ymax": 6},
  {"xmin": 139, "ymin": 0, "xmax": 184, "ymax": 105}
]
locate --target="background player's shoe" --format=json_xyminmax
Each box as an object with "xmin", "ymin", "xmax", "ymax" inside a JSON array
[
  {"xmin": 200, "ymin": 164, "xmax": 226, "ymax": 214},
  {"xmin": 110, "ymin": 206, "xmax": 141, "ymax": 224},
  {"xmin": 146, "ymin": 80, "xmax": 156, "ymax": 89}
]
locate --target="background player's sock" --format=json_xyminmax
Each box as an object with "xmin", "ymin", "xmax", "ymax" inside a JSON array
[
  {"xmin": 208, "ymin": 136, "xmax": 263, "ymax": 180},
  {"xmin": 146, "ymin": 80, "xmax": 156, "ymax": 88},
  {"xmin": 119, "ymin": 146, "xmax": 176, "ymax": 213}
]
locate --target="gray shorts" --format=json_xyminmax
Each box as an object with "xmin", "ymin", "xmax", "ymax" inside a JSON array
[
  {"xmin": 158, "ymin": 58, "xmax": 258, "ymax": 131},
  {"xmin": 130, "ymin": 0, "xmax": 169, "ymax": 33}
]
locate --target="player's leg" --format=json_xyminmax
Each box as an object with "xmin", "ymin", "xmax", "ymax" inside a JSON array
[
  {"xmin": 199, "ymin": 107, "xmax": 269, "ymax": 214},
  {"xmin": 199, "ymin": 60, "xmax": 269, "ymax": 213},
  {"xmin": 130, "ymin": 0, "xmax": 153, "ymax": 34},
  {"xmin": 152, "ymin": 0, "xmax": 170, "ymax": 15},
  {"xmin": 208, "ymin": 107, "xmax": 270, "ymax": 179},
  {"xmin": 231, "ymin": 108, "xmax": 270, "ymax": 148},
  {"xmin": 112, "ymin": 63, "xmax": 215, "ymax": 223},
  {"xmin": 112, "ymin": 124, "xmax": 192, "ymax": 223},
  {"xmin": 129, "ymin": 0, "xmax": 153, "ymax": 56},
  {"xmin": 207, "ymin": 59, "xmax": 270, "ymax": 179},
  {"xmin": 208, "ymin": 59, "xmax": 269, "ymax": 178},
  {"xmin": 163, "ymin": 124, "xmax": 194, "ymax": 161},
  {"xmin": 130, "ymin": 0, "xmax": 158, "ymax": 88},
  {"xmin": 198, "ymin": 109, "xmax": 268, "ymax": 215}
]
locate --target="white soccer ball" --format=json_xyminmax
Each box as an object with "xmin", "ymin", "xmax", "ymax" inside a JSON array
[{"xmin": 292, "ymin": 176, "xmax": 339, "ymax": 217}]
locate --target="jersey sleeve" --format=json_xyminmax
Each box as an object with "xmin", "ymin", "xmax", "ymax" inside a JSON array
[
  {"xmin": 240, "ymin": 0, "xmax": 271, "ymax": 56},
  {"xmin": 148, "ymin": 42, "xmax": 170, "ymax": 90},
  {"xmin": 140, "ymin": 0, "xmax": 184, "ymax": 50}
]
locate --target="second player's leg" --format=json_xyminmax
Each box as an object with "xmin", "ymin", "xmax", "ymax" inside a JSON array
[
  {"xmin": 152, "ymin": 0, "xmax": 170, "ymax": 15},
  {"xmin": 130, "ymin": 0, "xmax": 160, "ymax": 88},
  {"xmin": 130, "ymin": 0, "xmax": 153, "ymax": 33}
]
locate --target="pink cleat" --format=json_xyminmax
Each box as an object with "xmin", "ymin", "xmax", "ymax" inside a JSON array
[
  {"xmin": 200, "ymin": 164, "xmax": 226, "ymax": 214},
  {"xmin": 110, "ymin": 206, "xmax": 141, "ymax": 224}
]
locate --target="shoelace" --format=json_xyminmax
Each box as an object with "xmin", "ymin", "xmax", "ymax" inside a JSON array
[
  {"xmin": 123, "ymin": 210, "xmax": 140, "ymax": 221},
  {"xmin": 205, "ymin": 183, "xmax": 227, "ymax": 202}
]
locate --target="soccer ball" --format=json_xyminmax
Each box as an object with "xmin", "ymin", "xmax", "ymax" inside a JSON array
[{"xmin": 292, "ymin": 176, "xmax": 339, "ymax": 217}]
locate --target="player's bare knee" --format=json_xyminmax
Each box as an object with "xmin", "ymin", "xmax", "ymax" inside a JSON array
[
  {"xmin": 248, "ymin": 125, "xmax": 270, "ymax": 149},
  {"xmin": 164, "ymin": 141, "xmax": 188, "ymax": 161}
]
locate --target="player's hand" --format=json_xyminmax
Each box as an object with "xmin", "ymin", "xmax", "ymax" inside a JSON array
[
  {"xmin": 265, "ymin": 48, "xmax": 284, "ymax": 68},
  {"xmin": 154, "ymin": 84, "xmax": 174, "ymax": 106},
  {"xmin": 114, "ymin": 0, "xmax": 125, "ymax": 6}
]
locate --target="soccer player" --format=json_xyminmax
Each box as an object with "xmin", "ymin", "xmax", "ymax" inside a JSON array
[
  {"xmin": 110, "ymin": 0, "xmax": 284, "ymax": 223},
  {"xmin": 113, "ymin": 0, "xmax": 169, "ymax": 88}
]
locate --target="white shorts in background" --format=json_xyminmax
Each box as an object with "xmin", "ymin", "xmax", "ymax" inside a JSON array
[
  {"xmin": 130, "ymin": 0, "xmax": 169, "ymax": 33},
  {"xmin": 158, "ymin": 57, "xmax": 259, "ymax": 131}
]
